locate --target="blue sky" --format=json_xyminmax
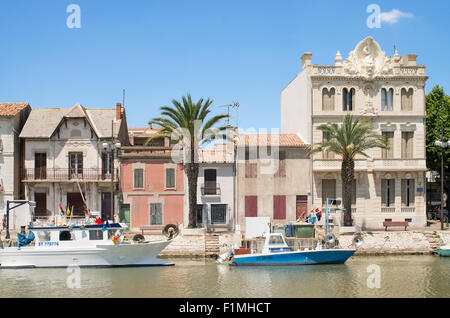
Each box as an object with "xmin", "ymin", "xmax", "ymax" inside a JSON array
[{"xmin": 1, "ymin": 0, "xmax": 449, "ymax": 130}]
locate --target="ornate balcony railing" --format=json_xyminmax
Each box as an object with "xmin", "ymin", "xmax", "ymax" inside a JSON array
[
  {"xmin": 373, "ymin": 159, "xmax": 426, "ymax": 171},
  {"xmin": 23, "ymin": 168, "xmax": 119, "ymax": 181},
  {"xmin": 313, "ymin": 159, "xmax": 367, "ymax": 172}
]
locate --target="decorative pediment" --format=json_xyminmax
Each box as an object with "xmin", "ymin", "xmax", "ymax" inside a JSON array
[{"xmin": 343, "ymin": 37, "xmax": 394, "ymax": 79}]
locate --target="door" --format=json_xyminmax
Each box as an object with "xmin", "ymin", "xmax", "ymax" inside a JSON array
[
  {"xmin": 296, "ymin": 195, "xmax": 308, "ymax": 220},
  {"xmin": 204, "ymin": 169, "xmax": 217, "ymax": 194},
  {"xmin": 67, "ymin": 192, "xmax": 86, "ymax": 217},
  {"xmin": 34, "ymin": 193, "xmax": 47, "ymax": 217},
  {"xmin": 101, "ymin": 192, "xmax": 111, "ymax": 221},
  {"xmin": 119, "ymin": 204, "xmax": 130, "ymax": 231},
  {"xmin": 69, "ymin": 152, "xmax": 83, "ymax": 179},
  {"xmin": 34, "ymin": 153, "xmax": 46, "ymax": 179}
]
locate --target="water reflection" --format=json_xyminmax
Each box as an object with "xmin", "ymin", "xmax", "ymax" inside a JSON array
[{"xmin": 0, "ymin": 256, "xmax": 448, "ymax": 298}]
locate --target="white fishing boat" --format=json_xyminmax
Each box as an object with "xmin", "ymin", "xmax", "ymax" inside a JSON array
[{"xmin": 0, "ymin": 222, "xmax": 173, "ymax": 268}]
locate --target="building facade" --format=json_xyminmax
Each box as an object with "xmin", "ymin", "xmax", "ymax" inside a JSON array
[
  {"xmin": 187, "ymin": 145, "xmax": 236, "ymax": 232},
  {"xmin": 20, "ymin": 103, "xmax": 129, "ymax": 224},
  {"xmin": 235, "ymin": 133, "xmax": 311, "ymax": 232},
  {"xmin": 0, "ymin": 103, "xmax": 31, "ymax": 229},
  {"xmin": 281, "ymin": 37, "xmax": 428, "ymax": 229},
  {"xmin": 119, "ymin": 127, "xmax": 184, "ymax": 231}
]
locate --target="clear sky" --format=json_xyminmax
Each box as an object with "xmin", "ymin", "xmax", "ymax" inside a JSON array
[{"xmin": 1, "ymin": 0, "xmax": 449, "ymax": 130}]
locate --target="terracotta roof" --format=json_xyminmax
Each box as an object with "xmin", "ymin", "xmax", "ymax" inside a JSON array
[
  {"xmin": 236, "ymin": 133, "xmax": 306, "ymax": 147},
  {"xmin": 0, "ymin": 103, "xmax": 30, "ymax": 117},
  {"xmin": 198, "ymin": 149, "xmax": 234, "ymax": 163}
]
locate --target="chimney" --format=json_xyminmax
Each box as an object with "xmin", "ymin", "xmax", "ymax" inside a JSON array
[
  {"xmin": 301, "ymin": 52, "xmax": 312, "ymax": 69},
  {"xmin": 116, "ymin": 102, "xmax": 122, "ymax": 120},
  {"xmin": 403, "ymin": 54, "xmax": 417, "ymax": 66}
]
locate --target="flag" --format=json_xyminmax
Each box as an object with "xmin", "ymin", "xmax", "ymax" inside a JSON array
[
  {"xmin": 95, "ymin": 217, "xmax": 103, "ymax": 225},
  {"xmin": 102, "ymin": 220, "xmax": 109, "ymax": 232},
  {"xmin": 58, "ymin": 203, "xmax": 64, "ymax": 216}
]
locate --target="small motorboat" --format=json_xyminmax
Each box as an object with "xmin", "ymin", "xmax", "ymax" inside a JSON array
[
  {"xmin": 228, "ymin": 233, "xmax": 356, "ymax": 266},
  {"xmin": 437, "ymin": 245, "xmax": 450, "ymax": 257},
  {"xmin": 0, "ymin": 222, "xmax": 173, "ymax": 268}
]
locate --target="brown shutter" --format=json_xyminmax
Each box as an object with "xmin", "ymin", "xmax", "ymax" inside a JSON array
[
  {"xmin": 245, "ymin": 196, "xmax": 258, "ymax": 217},
  {"xmin": 273, "ymin": 195, "xmax": 286, "ymax": 220}
]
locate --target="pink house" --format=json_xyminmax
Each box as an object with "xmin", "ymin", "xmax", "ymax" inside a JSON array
[{"xmin": 119, "ymin": 127, "xmax": 184, "ymax": 231}]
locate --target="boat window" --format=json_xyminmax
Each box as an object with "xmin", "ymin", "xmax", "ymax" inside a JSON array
[
  {"xmin": 59, "ymin": 231, "xmax": 72, "ymax": 241},
  {"xmin": 269, "ymin": 236, "xmax": 284, "ymax": 245},
  {"xmin": 89, "ymin": 230, "xmax": 104, "ymax": 240},
  {"xmin": 37, "ymin": 231, "xmax": 51, "ymax": 242}
]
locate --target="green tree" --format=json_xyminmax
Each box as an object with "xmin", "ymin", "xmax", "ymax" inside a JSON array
[
  {"xmin": 425, "ymin": 85, "xmax": 450, "ymax": 208},
  {"xmin": 309, "ymin": 115, "xmax": 389, "ymax": 226},
  {"xmin": 148, "ymin": 94, "xmax": 229, "ymax": 228}
]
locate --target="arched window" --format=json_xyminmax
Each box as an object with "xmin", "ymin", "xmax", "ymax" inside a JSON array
[
  {"xmin": 401, "ymin": 88, "xmax": 413, "ymax": 111},
  {"xmin": 322, "ymin": 88, "xmax": 335, "ymax": 111},
  {"xmin": 381, "ymin": 88, "xmax": 393, "ymax": 111},
  {"xmin": 343, "ymin": 88, "xmax": 355, "ymax": 111}
]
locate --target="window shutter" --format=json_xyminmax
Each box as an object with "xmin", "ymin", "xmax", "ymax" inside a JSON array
[
  {"xmin": 389, "ymin": 180, "xmax": 395, "ymax": 206},
  {"xmin": 273, "ymin": 195, "xmax": 286, "ymax": 219},
  {"xmin": 245, "ymin": 196, "xmax": 258, "ymax": 217},
  {"xmin": 381, "ymin": 89, "xmax": 386, "ymax": 111}
]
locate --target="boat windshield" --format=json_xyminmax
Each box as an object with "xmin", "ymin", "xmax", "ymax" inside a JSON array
[{"xmin": 268, "ymin": 235, "xmax": 285, "ymax": 245}]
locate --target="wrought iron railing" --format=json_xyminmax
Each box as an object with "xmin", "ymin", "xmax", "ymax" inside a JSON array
[
  {"xmin": 23, "ymin": 168, "xmax": 119, "ymax": 181},
  {"xmin": 200, "ymin": 183, "xmax": 221, "ymax": 195}
]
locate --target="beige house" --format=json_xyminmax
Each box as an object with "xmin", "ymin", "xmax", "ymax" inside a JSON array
[
  {"xmin": 0, "ymin": 103, "xmax": 31, "ymax": 229},
  {"xmin": 281, "ymin": 37, "xmax": 428, "ymax": 229},
  {"xmin": 235, "ymin": 133, "xmax": 311, "ymax": 232},
  {"xmin": 20, "ymin": 103, "xmax": 129, "ymax": 223}
]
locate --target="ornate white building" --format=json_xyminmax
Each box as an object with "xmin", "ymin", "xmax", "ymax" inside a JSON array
[{"xmin": 281, "ymin": 37, "xmax": 427, "ymax": 229}]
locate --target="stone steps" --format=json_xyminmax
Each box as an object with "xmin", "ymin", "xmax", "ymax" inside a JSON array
[
  {"xmin": 205, "ymin": 234, "xmax": 220, "ymax": 257},
  {"xmin": 423, "ymin": 232, "xmax": 444, "ymax": 253}
]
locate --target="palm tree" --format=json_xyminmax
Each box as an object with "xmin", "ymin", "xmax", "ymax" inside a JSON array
[
  {"xmin": 148, "ymin": 94, "xmax": 229, "ymax": 228},
  {"xmin": 309, "ymin": 115, "xmax": 389, "ymax": 226}
]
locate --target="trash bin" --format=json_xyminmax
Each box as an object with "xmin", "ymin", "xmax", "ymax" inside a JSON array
[
  {"xmin": 294, "ymin": 224, "xmax": 315, "ymax": 238},
  {"xmin": 285, "ymin": 223, "xmax": 295, "ymax": 237}
]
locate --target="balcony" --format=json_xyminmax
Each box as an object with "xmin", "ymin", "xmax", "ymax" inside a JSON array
[
  {"xmin": 22, "ymin": 168, "xmax": 119, "ymax": 182},
  {"xmin": 373, "ymin": 159, "xmax": 426, "ymax": 172},
  {"xmin": 200, "ymin": 183, "xmax": 221, "ymax": 196},
  {"xmin": 313, "ymin": 159, "xmax": 367, "ymax": 172}
]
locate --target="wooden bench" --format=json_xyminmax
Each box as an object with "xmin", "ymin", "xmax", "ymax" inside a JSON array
[
  {"xmin": 140, "ymin": 225, "xmax": 165, "ymax": 235},
  {"xmin": 382, "ymin": 221, "xmax": 408, "ymax": 231}
]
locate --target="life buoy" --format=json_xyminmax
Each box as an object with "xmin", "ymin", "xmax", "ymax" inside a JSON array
[{"xmin": 325, "ymin": 233, "xmax": 336, "ymax": 247}]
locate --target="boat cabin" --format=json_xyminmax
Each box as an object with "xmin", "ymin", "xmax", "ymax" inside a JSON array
[
  {"xmin": 27, "ymin": 223, "xmax": 126, "ymax": 248},
  {"xmin": 261, "ymin": 233, "xmax": 292, "ymax": 254}
]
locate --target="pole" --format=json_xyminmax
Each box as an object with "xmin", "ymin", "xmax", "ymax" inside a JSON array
[
  {"xmin": 111, "ymin": 120, "xmax": 114, "ymax": 222},
  {"xmin": 441, "ymin": 149, "xmax": 444, "ymax": 230},
  {"xmin": 6, "ymin": 200, "xmax": 10, "ymax": 239},
  {"xmin": 325, "ymin": 198, "xmax": 329, "ymax": 235}
]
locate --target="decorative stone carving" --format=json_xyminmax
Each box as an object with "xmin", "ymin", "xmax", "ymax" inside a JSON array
[
  {"xmin": 343, "ymin": 37, "xmax": 394, "ymax": 79},
  {"xmin": 360, "ymin": 84, "xmax": 378, "ymax": 116}
]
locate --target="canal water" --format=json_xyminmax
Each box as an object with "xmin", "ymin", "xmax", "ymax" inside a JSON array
[{"xmin": 1, "ymin": 255, "xmax": 449, "ymax": 298}]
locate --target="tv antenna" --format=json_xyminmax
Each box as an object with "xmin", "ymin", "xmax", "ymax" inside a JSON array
[{"xmin": 219, "ymin": 101, "xmax": 239, "ymax": 127}]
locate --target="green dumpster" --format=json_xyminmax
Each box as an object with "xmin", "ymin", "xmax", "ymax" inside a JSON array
[{"xmin": 294, "ymin": 224, "xmax": 315, "ymax": 238}]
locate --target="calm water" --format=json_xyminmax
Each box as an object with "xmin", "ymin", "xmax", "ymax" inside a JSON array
[{"xmin": 1, "ymin": 256, "xmax": 449, "ymax": 298}]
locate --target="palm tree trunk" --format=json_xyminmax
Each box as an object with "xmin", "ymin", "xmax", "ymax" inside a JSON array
[
  {"xmin": 186, "ymin": 162, "xmax": 199, "ymax": 228},
  {"xmin": 341, "ymin": 158, "xmax": 354, "ymax": 226},
  {"xmin": 186, "ymin": 142, "xmax": 199, "ymax": 228}
]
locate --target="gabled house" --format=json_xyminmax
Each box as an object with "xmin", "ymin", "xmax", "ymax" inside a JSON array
[{"xmin": 19, "ymin": 103, "xmax": 129, "ymax": 223}]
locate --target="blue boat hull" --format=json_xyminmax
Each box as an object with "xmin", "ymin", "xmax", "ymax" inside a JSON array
[
  {"xmin": 231, "ymin": 249, "xmax": 356, "ymax": 266},
  {"xmin": 437, "ymin": 247, "xmax": 450, "ymax": 257}
]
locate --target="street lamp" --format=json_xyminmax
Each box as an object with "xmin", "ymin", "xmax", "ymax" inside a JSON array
[
  {"xmin": 101, "ymin": 120, "xmax": 121, "ymax": 222},
  {"xmin": 5, "ymin": 200, "xmax": 36, "ymax": 239},
  {"xmin": 434, "ymin": 138, "xmax": 450, "ymax": 230}
]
